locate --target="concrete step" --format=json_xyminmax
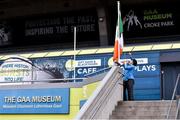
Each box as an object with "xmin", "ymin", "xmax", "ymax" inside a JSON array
[
  {"xmin": 109, "ymin": 100, "xmax": 177, "ymax": 119},
  {"xmin": 116, "ymin": 100, "xmax": 177, "ymax": 107},
  {"xmin": 110, "ymin": 115, "xmax": 176, "ymax": 119},
  {"xmin": 114, "ymin": 106, "xmax": 177, "ymax": 112},
  {"xmin": 111, "ymin": 110, "xmax": 176, "ymax": 117}
]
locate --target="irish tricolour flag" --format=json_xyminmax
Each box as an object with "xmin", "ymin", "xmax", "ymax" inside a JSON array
[{"xmin": 113, "ymin": 1, "xmax": 124, "ymax": 63}]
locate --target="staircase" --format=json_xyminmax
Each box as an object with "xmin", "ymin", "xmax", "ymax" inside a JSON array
[{"xmin": 110, "ymin": 100, "xmax": 177, "ymax": 119}]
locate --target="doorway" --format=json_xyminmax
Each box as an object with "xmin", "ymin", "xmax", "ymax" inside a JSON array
[{"xmin": 161, "ymin": 62, "xmax": 180, "ymax": 100}]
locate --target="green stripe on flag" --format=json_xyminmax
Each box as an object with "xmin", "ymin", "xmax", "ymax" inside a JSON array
[{"xmin": 119, "ymin": 14, "xmax": 123, "ymax": 33}]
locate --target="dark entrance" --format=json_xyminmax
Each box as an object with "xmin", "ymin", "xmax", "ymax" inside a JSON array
[{"xmin": 161, "ymin": 62, "xmax": 180, "ymax": 100}]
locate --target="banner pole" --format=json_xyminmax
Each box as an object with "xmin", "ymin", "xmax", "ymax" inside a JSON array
[{"xmin": 73, "ymin": 27, "xmax": 76, "ymax": 82}]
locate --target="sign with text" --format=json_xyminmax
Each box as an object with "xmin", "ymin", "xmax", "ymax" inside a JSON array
[
  {"xmin": 2, "ymin": 8, "xmax": 99, "ymax": 48},
  {"xmin": 0, "ymin": 51, "xmax": 161, "ymax": 100},
  {"xmin": 0, "ymin": 88, "xmax": 69, "ymax": 114},
  {"xmin": 121, "ymin": 2, "xmax": 180, "ymax": 43}
]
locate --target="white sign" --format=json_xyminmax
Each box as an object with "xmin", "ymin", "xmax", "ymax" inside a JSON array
[
  {"xmin": 0, "ymin": 56, "xmax": 55, "ymax": 84},
  {"xmin": 76, "ymin": 59, "xmax": 101, "ymax": 67},
  {"xmin": 0, "ymin": 57, "xmax": 32, "ymax": 83},
  {"xmin": 120, "ymin": 58, "xmax": 148, "ymax": 64}
]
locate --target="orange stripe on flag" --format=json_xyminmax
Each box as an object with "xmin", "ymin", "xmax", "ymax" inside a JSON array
[
  {"xmin": 113, "ymin": 39, "xmax": 123, "ymax": 62},
  {"xmin": 113, "ymin": 40, "xmax": 119, "ymax": 62}
]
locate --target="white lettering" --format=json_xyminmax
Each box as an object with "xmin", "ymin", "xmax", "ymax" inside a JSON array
[
  {"xmin": 56, "ymin": 26, "xmax": 68, "ymax": 33},
  {"xmin": 144, "ymin": 22, "xmax": 160, "ymax": 28},
  {"xmin": 17, "ymin": 96, "xmax": 31, "ymax": 103},
  {"xmin": 77, "ymin": 68, "xmax": 97, "ymax": 75},
  {"xmin": 71, "ymin": 24, "xmax": 95, "ymax": 32},
  {"xmin": 135, "ymin": 65, "xmax": 157, "ymax": 72},
  {"xmin": 151, "ymin": 65, "xmax": 156, "ymax": 71},
  {"xmin": 25, "ymin": 27, "xmax": 54, "ymax": 36},
  {"xmin": 161, "ymin": 21, "xmax": 174, "ymax": 27}
]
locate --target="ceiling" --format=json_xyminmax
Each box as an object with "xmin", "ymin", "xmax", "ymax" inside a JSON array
[
  {"xmin": 0, "ymin": 0, "xmax": 170, "ymax": 8},
  {"xmin": 0, "ymin": 0, "xmax": 177, "ymax": 19}
]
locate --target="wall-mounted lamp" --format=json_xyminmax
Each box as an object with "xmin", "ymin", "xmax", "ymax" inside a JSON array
[{"xmin": 99, "ymin": 17, "xmax": 104, "ymax": 22}]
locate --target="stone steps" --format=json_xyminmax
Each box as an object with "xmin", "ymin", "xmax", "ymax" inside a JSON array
[{"xmin": 110, "ymin": 100, "xmax": 177, "ymax": 119}]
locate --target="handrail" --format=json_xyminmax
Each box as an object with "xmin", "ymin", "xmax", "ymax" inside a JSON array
[
  {"xmin": 166, "ymin": 73, "xmax": 180, "ymax": 119},
  {"xmin": 75, "ymin": 65, "xmax": 123, "ymax": 119},
  {"xmin": 0, "ymin": 78, "xmax": 87, "ymax": 83},
  {"xmin": 84, "ymin": 66, "xmax": 111, "ymax": 77},
  {"xmin": 0, "ymin": 70, "xmax": 109, "ymax": 89},
  {"xmin": 0, "ymin": 67, "xmax": 110, "ymax": 84},
  {"xmin": 175, "ymin": 99, "xmax": 180, "ymax": 119}
]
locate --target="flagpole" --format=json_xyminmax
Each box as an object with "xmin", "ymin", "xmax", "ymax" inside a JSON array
[
  {"xmin": 117, "ymin": 1, "xmax": 120, "ymax": 61},
  {"xmin": 113, "ymin": 1, "xmax": 123, "ymax": 64},
  {"xmin": 73, "ymin": 27, "xmax": 76, "ymax": 82}
]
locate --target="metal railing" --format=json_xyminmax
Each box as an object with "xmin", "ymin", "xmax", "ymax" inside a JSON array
[
  {"xmin": 175, "ymin": 98, "xmax": 180, "ymax": 119},
  {"xmin": 0, "ymin": 78, "xmax": 86, "ymax": 83},
  {"xmin": 0, "ymin": 69, "xmax": 110, "ymax": 92},
  {"xmin": 0, "ymin": 67, "xmax": 111, "ymax": 85},
  {"xmin": 75, "ymin": 65, "xmax": 123, "ymax": 119},
  {"xmin": 166, "ymin": 73, "xmax": 180, "ymax": 119},
  {"xmin": 84, "ymin": 67, "xmax": 111, "ymax": 77},
  {"xmin": 0, "ymin": 57, "xmax": 111, "ymax": 85}
]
